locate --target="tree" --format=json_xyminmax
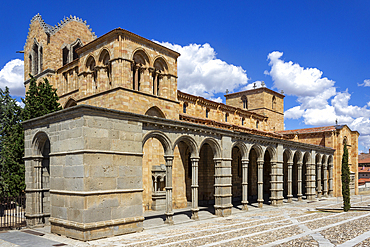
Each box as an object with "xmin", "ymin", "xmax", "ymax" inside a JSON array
[
  {"xmin": 0, "ymin": 87, "xmax": 24, "ymax": 198},
  {"xmin": 22, "ymin": 75, "xmax": 62, "ymax": 121},
  {"xmin": 341, "ymin": 143, "xmax": 351, "ymax": 212}
]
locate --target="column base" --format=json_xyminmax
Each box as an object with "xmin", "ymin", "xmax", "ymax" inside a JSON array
[
  {"xmin": 214, "ymin": 204, "xmax": 232, "ymax": 217},
  {"xmin": 165, "ymin": 214, "xmax": 174, "ymax": 225},
  {"xmin": 191, "ymin": 210, "xmax": 199, "ymax": 220},
  {"xmin": 323, "ymin": 192, "xmax": 328, "ymax": 197},
  {"xmin": 257, "ymin": 199, "xmax": 263, "ymax": 208},
  {"xmin": 287, "ymin": 195, "xmax": 293, "ymax": 203},
  {"xmin": 241, "ymin": 201, "xmax": 248, "ymax": 211},
  {"xmin": 317, "ymin": 192, "xmax": 322, "ymax": 199},
  {"xmin": 297, "ymin": 194, "xmax": 303, "ymax": 201}
]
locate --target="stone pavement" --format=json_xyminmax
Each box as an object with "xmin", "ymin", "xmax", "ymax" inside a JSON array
[{"xmin": 1, "ymin": 195, "xmax": 370, "ymax": 246}]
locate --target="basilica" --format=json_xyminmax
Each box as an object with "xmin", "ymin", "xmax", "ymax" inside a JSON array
[{"xmin": 22, "ymin": 14, "xmax": 359, "ymax": 241}]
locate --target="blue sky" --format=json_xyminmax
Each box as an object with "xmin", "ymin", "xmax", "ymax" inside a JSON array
[{"xmin": 1, "ymin": 1, "xmax": 370, "ymax": 152}]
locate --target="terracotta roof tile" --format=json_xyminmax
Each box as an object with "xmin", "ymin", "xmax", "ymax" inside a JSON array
[
  {"xmin": 359, "ymin": 157, "xmax": 370, "ymax": 164},
  {"xmin": 277, "ymin": 125, "xmax": 344, "ymax": 135}
]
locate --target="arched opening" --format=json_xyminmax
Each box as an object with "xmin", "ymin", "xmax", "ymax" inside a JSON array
[
  {"xmin": 302, "ymin": 152, "xmax": 310, "ymax": 199},
  {"xmin": 142, "ymin": 137, "xmax": 166, "ymax": 211},
  {"xmin": 272, "ymin": 96, "xmax": 276, "ymax": 110},
  {"xmin": 172, "ymin": 137, "xmax": 197, "ymax": 210},
  {"xmin": 292, "ymin": 152, "xmax": 300, "ymax": 197},
  {"xmin": 86, "ymin": 56, "xmax": 97, "ymax": 89},
  {"xmin": 263, "ymin": 150, "xmax": 272, "ymax": 204},
  {"xmin": 145, "ymin": 106, "xmax": 165, "ymax": 118},
  {"xmin": 231, "ymin": 146, "xmax": 242, "ymax": 206},
  {"xmin": 283, "ymin": 150, "xmax": 289, "ymax": 199},
  {"xmin": 242, "ymin": 96, "xmax": 248, "ymax": 109},
  {"xmin": 198, "ymin": 143, "xmax": 215, "ymax": 207},
  {"xmin": 64, "ymin": 98, "xmax": 77, "ymax": 109},
  {"xmin": 31, "ymin": 132, "xmax": 51, "ymax": 224},
  {"xmin": 248, "ymin": 147, "xmax": 258, "ymax": 204},
  {"xmin": 153, "ymin": 58, "xmax": 168, "ymax": 96},
  {"xmin": 132, "ymin": 50, "xmax": 149, "ymax": 91},
  {"xmin": 183, "ymin": 102, "xmax": 188, "ymax": 114},
  {"xmin": 99, "ymin": 49, "xmax": 111, "ymax": 86}
]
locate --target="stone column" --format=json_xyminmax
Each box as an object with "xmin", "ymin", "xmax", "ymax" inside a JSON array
[
  {"xmin": 328, "ymin": 163, "xmax": 334, "ymax": 196},
  {"xmin": 164, "ymin": 155, "xmax": 174, "ymax": 224},
  {"xmin": 287, "ymin": 162, "xmax": 293, "ymax": 203},
  {"xmin": 153, "ymin": 71, "xmax": 158, "ymax": 95},
  {"xmin": 191, "ymin": 157, "xmax": 199, "ymax": 220},
  {"xmin": 317, "ymin": 163, "xmax": 322, "ymax": 198},
  {"xmin": 270, "ymin": 162, "xmax": 277, "ymax": 206},
  {"xmin": 306, "ymin": 163, "xmax": 316, "ymax": 200},
  {"xmin": 35, "ymin": 157, "xmax": 43, "ymax": 225},
  {"xmin": 214, "ymin": 158, "xmax": 232, "ymax": 217},
  {"xmin": 297, "ymin": 162, "xmax": 303, "ymax": 201},
  {"xmin": 323, "ymin": 164, "xmax": 328, "ymax": 197},
  {"xmin": 257, "ymin": 160, "xmax": 264, "ymax": 208},
  {"xmin": 241, "ymin": 159, "xmax": 249, "ymax": 210},
  {"xmin": 134, "ymin": 65, "xmax": 139, "ymax": 90},
  {"xmin": 274, "ymin": 161, "xmax": 284, "ymax": 206}
]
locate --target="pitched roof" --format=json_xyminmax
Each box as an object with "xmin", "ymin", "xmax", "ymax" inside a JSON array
[
  {"xmin": 277, "ymin": 125, "xmax": 344, "ymax": 135},
  {"xmin": 358, "ymin": 178, "xmax": 370, "ymax": 185},
  {"xmin": 359, "ymin": 157, "xmax": 370, "ymax": 164}
]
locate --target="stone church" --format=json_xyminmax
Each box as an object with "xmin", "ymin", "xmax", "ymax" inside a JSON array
[{"xmin": 22, "ymin": 14, "xmax": 359, "ymax": 241}]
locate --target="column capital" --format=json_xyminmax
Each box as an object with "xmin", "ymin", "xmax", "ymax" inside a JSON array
[
  {"xmin": 287, "ymin": 161, "xmax": 293, "ymax": 167},
  {"xmin": 164, "ymin": 155, "xmax": 174, "ymax": 161},
  {"xmin": 190, "ymin": 157, "xmax": 200, "ymax": 162}
]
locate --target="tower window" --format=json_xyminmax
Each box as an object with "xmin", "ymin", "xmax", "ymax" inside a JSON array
[
  {"xmin": 272, "ymin": 96, "xmax": 276, "ymax": 110},
  {"xmin": 242, "ymin": 95, "xmax": 247, "ymax": 109},
  {"xmin": 183, "ymin": 103, "xmax": 187, "ymax": 113},
  {"xmin": 241, "ymin": 117, "xmax": 244, "ymax": 126},
  {"xmin": 206, "ymin": 108, "xmax": 209, "ymax": 118},
  {"xmin": 256, "ymin": 120, "xmax": 259, "ymax": 129},
  {"xmin": 225, "ymin": 113, "xmax": 229, "ymax": 122}
]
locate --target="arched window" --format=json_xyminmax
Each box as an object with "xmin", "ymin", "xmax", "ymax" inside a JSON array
[
  {"xmin": 99, "ymin": 49, "xmax": 111, "ymax": 84},
  {"xmin": 183, "ymin": 102, "xmax": 188, "ymax": 113},
  {"xmin": 145, "ymin": 106, "xmax": 165, "ymax": 118},
  {"xmin": 242, "ymin": 95, "xmax": 247, "ymax": 109},
  {"xmin": 241, "ymin": 117, "xmax": 244, "ymax": 126},
  {"xmin": 86, "ymin": 56, "xmax": 97, "ymax": 88},
  {"xmin": 225, "ymin": 113, "xmax": 229, "ymax": 122},
  {"xmin": 153, "ymin": 58, "xmax": 168, "ymax": 96},
  {"xmin": 256, "ymin": 120, "xmax": 259, "ymax": 129},
  {"xmin": 32, "ymin": 43, "xmax": 39, "ymax": 74},
  {"xmin": 132, "ymin": 50, "xmax": 149, "ymax": 91},
  {"xmin": 62, "ymin": 47, "xmax": 69, "ymax": 66},
  {"xmin": 206, "ymin": 108, "xmax": 210, "ymax": 118},
  {"xmin": 272, "ymin": 96, "xmax": 276, "ymax": 110}
]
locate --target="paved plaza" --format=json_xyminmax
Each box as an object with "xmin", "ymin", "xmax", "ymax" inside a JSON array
[{"xmin": 1, "ymin": 195, "xmax": 370, "ymax": 246}]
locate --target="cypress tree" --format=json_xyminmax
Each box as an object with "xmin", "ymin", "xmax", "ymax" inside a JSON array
[
  {"xmin": 22, "ymin": 75, "xmax": 62, "ymax": 121},
  {"xmin": 0, "ymin": 87, "xmax": 24, "ymax": 198},
  {"xmin": 341, "ymin": 143, "xmax": 351, "ymax": 212}
]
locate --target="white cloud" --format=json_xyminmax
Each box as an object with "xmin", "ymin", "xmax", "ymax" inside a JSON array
[
  {"xmin": 266, "ymin": 51, "xmax": 370, "ymax": 149},
  {"xmin": 266, "ymin": 51, "xmax": 335, "ymax": 97},
  {"xmin": 284, "ymin": 106, "xmax": 304, "ymax": 119},
  {"xmin": 208, "ymin": 97, "xmax": 223, "ymax": 103},
  {"xmin": 241, "ymin": 80, "xmax": 266, "ymax": 91},
  {"xmin": 358, "ymin": 79, "xmax": 370, "ymax": 87},
  {"xmin": 156, "ymin": 41, "xmax": 249, "ymax": 99},
  {"xmin": 0, "ymin": 59, "xmax": 24, "ymax": 97}
]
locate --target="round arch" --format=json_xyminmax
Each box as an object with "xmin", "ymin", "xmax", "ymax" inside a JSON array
[
  {"xmin": 132, "ymin": 48, "xmax": 151, "ymax": 65},
  {"xmin": 173, "ymin": 135, "xmax": 198, "ymax": 158},
  {"xmin": 283, "ymin": 148, "xmax": 294, "ymax": 163},
  {"xmin": 64, "ymin": 98, "xmax": 77, "ymax": 109},
  {"xmin": 85, "ymin": 55, "xmax": 96, "ymax": 71},
  {"xmin": 153, "ymin": 56, "xmax": 169, "ymax": 72},
  {"xmin": 199, "ymin": 137, "xmax": 221, "ymax": 158},
  {"xmin": 145, "ymin": 106, "xmax": 166, "ymax": 118},
  {"xmin": 265, "ymin": 145, "xmax": 277, "ymax": 162},
  {"xmin": 98, "ymin": 48, "xmax": 112, "ymax": 66},
  {"xmin": 32, "ymin": 131, "xmax": 50, "ymax": 156},
  {"xmin": 142, "ymin": 130, "xmax": 172, "ymax": 156},
  {"xmin": 231, "ymin": 141, "xmax": 248, "ymax": 159},
  {"xmin": 250, "ymin": 143, "xmax": 263, "ymax": 160}
]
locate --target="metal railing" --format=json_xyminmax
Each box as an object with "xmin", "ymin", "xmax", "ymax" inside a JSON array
[{"xmin": 0, "ymin": 195, "xmax": 26, "ymax": 230}]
